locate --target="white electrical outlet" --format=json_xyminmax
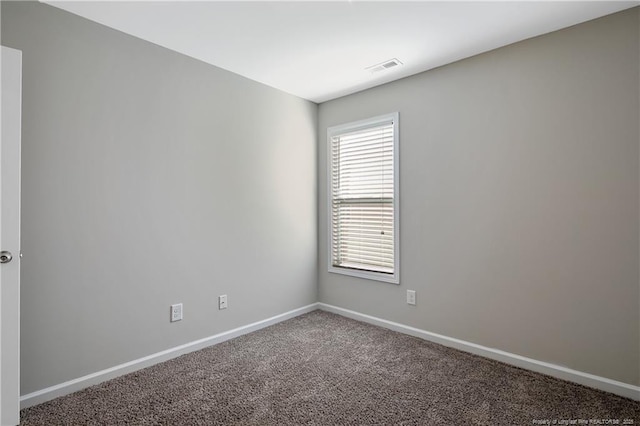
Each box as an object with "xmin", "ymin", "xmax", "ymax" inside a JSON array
[
  {"xmin": 407, "ymin": 290, "xmax": 416, "ymax": 306},
  {"xmin": 218, "ymin": 295, "xmax": 228, "ymax": 310},
  {"xmin": 170, "ymin": 303, "xmax": 183, "ymax": 322}
]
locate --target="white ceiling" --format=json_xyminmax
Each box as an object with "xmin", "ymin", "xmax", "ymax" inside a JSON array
[{"xmin": 45, "ymin": 1, "xmax": 638, "ymax": 103}]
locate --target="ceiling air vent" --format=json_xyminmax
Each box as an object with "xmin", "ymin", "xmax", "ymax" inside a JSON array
[{"xmin": 366, "ymin": 58, "xmax": 403, "ymax": 74}]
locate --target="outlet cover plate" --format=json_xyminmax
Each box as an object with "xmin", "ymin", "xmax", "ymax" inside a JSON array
[
  {"xmin": 218, "ymin": 295, "xmax": 228, "ymax": 310},
  {"xmin": 170, "ymin": 303, "xmax": 183, "ymax": 322},
  {"xmin": 407, "ymin": 290, "xmax": 416, "ymax": 306}
]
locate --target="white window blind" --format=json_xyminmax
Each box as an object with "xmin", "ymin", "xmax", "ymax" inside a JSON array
[{"xmin": 329, "ymin": 114, "xmax": 398, "ymax": 283}]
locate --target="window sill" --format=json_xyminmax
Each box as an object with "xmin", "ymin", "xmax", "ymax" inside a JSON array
[{"xmin": 328, "ymin": 265, "xmax": 399, "ymax": 285}]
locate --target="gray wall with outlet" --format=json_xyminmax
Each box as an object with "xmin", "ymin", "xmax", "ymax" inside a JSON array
[
  {"xmin": 318, "ymin": 8, "xmax": 639, "ymax": 386},
  {"xmin": 2, "ymin": 2, "xmax": 318, "ymax": 394}
]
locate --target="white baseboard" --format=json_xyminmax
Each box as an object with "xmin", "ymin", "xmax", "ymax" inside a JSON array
[
  {"xmin": 20, "ymin": 303, "xmax": 319, "ymax": 409},
  {"xmin": 21, "ymin": 301, "xmax": 639, "ymax": 408},
  {"xmin": 318, "ymin": 303, "xmax": 640, "ymax": 401}
]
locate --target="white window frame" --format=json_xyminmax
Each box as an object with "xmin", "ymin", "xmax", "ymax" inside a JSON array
[{"xmin": 327, "ymin": 112, "xmax": 400, "ymax": 284}]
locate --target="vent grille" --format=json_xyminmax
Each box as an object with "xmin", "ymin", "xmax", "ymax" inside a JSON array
[{"xmin": 366, "ymin": 58, "xmax": 403, "ymax": 74}]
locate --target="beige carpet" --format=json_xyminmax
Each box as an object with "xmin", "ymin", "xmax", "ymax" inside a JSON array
[{"xmin": 21, "ymin": 311, "xmax": 639, "ymax": 425}]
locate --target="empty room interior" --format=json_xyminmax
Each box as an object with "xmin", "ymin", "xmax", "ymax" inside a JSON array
[{"xmin": 1, "ymin": 0, "xmax": 639, "ymax": 424}]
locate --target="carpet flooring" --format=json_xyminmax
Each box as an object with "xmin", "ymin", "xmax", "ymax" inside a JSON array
[{"xmin": 21, "ymin": 311, "xmax": 639, "ymax": 425}]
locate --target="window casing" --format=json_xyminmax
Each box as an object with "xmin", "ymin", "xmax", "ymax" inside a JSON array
[{"xmin": 328, "ymin": 113, "xmax": 399, "ymax": 284}]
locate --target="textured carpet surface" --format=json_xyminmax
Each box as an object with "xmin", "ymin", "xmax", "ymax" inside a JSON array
[{"xmin": 21, "ymin": 311, "xmax": 639, "ymax": 425}]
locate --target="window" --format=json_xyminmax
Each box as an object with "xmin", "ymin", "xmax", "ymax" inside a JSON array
[{"xmin": 328, "ymin": 113, "xmax": 399, "ymax": 284}]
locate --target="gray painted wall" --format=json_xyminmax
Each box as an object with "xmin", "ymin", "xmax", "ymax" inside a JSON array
[
  {"xmin": 2, "ymin": 2, "xmax": 317, "ymax": 394},
  {"xmin": 319, "ymin": 8, "xmax": 639, "ymax": 386}
]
